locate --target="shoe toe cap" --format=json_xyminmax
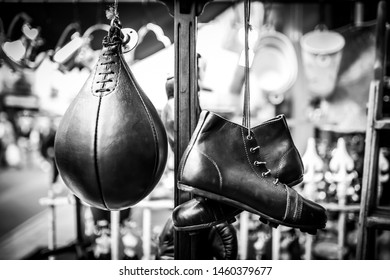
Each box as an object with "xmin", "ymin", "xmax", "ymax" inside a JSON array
[
  {"xmin": 300, "ymin": 198, "xmax": 327, "ymax": 228},
  {"xmin": 172, "ymin": 197, "xmax": 211, "ymax": 229}
]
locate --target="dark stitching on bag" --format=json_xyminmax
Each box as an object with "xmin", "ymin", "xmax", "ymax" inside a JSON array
[{"xmin": 94, "ymin": 96, "xmax": 109, "ymax": 209}]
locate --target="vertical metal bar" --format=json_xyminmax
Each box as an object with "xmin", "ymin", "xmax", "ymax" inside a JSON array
[
  {"xmin": 239, "ymin": 212, "xmax": 249, "ymax": 259},
  {"xmin": 110, "ymin": 211, "xmax": 120, "ymax": 260},
  {"xmin": 354, "ymin": 2, "xmax": 364, "ymax": 26},
  {"xmin": 304, "ymin": 235, "xmax": 313, "ymax": 260},
  {"xmin": 338, "ymin": 198, "xmax": 346, "ymax": 260},
  {"xmin": 357, "ymin": 81, "xmax": 380, "ymax": 259},
  {"xmin": 173, "ymin": 0, "xmax": 199, "ymax": 260},
  {"xmin": 75, "ymin": 197, "xmax": 84, "ymax": 252},
  {"xmin": 142, "ymin": 208, "xmax": 152, "ymax": 259},
  {"xmin": 48, "ymin": 185, "xmax": 56, "ymax": 260},
  {"xmin": 357, "ymin": 0, "xmax": 387, "ymax": 259},
  {"xmin": 272, "ymin": 228, "xmax": 281, "ymax": 260}
]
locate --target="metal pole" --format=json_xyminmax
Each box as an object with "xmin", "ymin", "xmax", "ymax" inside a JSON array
[
  {"xmin": 110, "ymin": 211, "xmax": 120, "ymax": 260},
  {"xmin": 272, "ymin": 228, "xmax": 281, "ymax": 260},
  {"xmin": 172, "ymin": 0, "xmax": 207, "ymax": 260},
  {"xmin": 142, "ymin": 208, "xmax": 152, "ymax": 259},
  {"xmin": 48, "ymin": 184, "xmax": 56, "ymax": 260},
  {"xmin": 239, "ymin": 212, "xmax": 249, "ymax": 259}
]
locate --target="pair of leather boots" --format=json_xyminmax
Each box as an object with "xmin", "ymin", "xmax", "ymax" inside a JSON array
[{"xmin": 172, "ymin": 110, "xmax": 327, "ymax": 234}]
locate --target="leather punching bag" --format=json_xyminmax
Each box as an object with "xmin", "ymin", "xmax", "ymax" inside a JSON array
[{"xmin": 54, "ymin": 20, "xmax": 168, "ymax": 210}]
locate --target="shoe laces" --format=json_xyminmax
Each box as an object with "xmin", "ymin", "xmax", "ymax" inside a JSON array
[{"xmin": 249, "ymin": 139, "xmax": 278, "ymax": 185}]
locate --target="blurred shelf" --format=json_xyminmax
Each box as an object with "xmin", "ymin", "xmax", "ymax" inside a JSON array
[
  {"xmin": 366, "ymin": 207, "xmax": 390, "ymax": 230},
  {"xmin": 320, "ymin": 203, "xmax": 361, "ymax": 212}
]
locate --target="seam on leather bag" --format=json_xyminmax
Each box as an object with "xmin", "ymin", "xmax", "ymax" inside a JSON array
[{"xmin": 94, "ymin": 96, "xmax": 109, "ymax": 209}]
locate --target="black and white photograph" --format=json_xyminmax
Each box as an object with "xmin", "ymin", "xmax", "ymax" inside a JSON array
[{"xmin": 0, "ymin": 0, "xmax": 389, "ymax": 277}]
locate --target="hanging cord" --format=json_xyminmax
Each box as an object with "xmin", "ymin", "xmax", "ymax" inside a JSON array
[
  {"xmin": 242, "ymin": 0, "xmax": 252, "ymax": 137},
  {"xmin": 263, "ymin": 1, "xmax": 273, "ymax": 27},
  {"xmin": 104, "ymin": 0, "xmax": 123, "ymax": 46}
]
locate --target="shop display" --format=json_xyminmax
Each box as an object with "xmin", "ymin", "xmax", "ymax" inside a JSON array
[
  {"xmin": 252, "ymin": 25, "xmax": 298, "ymax": 105},
  {"xmin": 0, "ymin": 13, "xmax": 46, "ymax": 72},
  {"xmin": 54, "ymin": 10, "xmax": 168, "ymax": 210},
  {"xmin": 173, "ymin": 113, "xmax": 304, "ymax": 231},
  {"xmin": 177, "ymin": 0, "xmax": 326, "ymax": 236},
  {"xmin": 301, "ymin": 26, "xmax": 345, "ymax": 99},
  {"xmin": 0, "ymin": 0, "xmax": 388, "ymax": 262}
]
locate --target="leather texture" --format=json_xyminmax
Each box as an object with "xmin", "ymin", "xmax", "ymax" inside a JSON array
[
  {"xmin": 156, "ymin": 217, "xmax": 175, "ymax": 260},
  {"xmin": 209, "ymin": 222, "xmax": 238, "ymax": 260},
  {"xmin": 54, "ymin": 41, "xmax": 168, "ymax": 210},
  {"xmin": 156, "ymin": 217, "xmax": 238, "ymax": 260},
  {"xmin": 173, "ymin": 112, "xmax": 304, "ymax": 230},
  {"xmin": 177, "ymin": 110, "xmax": 326, "ymax": 230}
]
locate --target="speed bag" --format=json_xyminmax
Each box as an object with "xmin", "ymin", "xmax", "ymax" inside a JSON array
[{"xmin": 54, "ymin": 41, "xmax": 168, "ymax": 211}]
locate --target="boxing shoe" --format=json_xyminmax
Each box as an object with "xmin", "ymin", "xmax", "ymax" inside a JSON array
[
  {"xmin": 177, "ymin": 110, "xmax": 327, "ymax": 232},
  {"xmin": 173, "ymin": 111, "xmax": 305, "ymax": 231}
]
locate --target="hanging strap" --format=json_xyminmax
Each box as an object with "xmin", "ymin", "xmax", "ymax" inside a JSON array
[
  {"xmin": 242, "ymin": 0, "xmax": 251, "ymax": 137},
  {"xmin": 104, "ymin": 0, "xmax": 123, "ymax": 46}
]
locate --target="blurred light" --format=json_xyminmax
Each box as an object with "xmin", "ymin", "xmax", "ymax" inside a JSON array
[
  {"xmin": 238, "ymin": 49, "xmax": 255, "ymax": 67},
  {"xmin": 3, "ymin": 40, "xmax": 26, "ymax": 61},
  {"xmin": 238, "ymin": 27, "xmax": 259, "ymax": 49},
  {"xmin": 257, "ymin": 71, "xmax": 284, "ymax": 92},
  {"xmin": 22, "ymin": 24, "xmax": 39, "ymax": 41}
]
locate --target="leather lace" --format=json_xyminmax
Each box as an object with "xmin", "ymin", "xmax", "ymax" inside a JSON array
[
  {"xmin": 243, "ymin": 0, "xmax": 277, "ymax": 185},
  {"xmin": 95, "ymin": 49, "xmax": 117, "ymax": 93}
]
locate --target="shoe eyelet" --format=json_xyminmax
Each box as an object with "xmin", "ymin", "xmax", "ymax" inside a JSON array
[
  {"xmin": 273, "ymin": 178, "xmax": 279, "ymax": 185},
  {"xmin": 250, "ymin": 146, "xmax": 260, "ymax": 153},
  {"xmin": 262, "ymin": 169, "xmax": 271, "ymax": 177},
  {"xmin": 246, "ymin": 135, "xmax": 253, "ymax": 140},
  {"xmin": 254, "ymin": 161, "xmax": 266, "ymax": 166}
]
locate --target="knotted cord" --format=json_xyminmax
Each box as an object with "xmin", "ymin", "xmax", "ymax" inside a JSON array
[{"xmin": 104, "ymin": 0, "xmax": 122, "ymax": 46}]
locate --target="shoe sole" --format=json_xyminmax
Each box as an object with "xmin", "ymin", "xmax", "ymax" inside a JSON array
[
  {"xmin": 173, "ymin": 215, "xmax": 239, "ymax": 232},
  {"xmin": 174, "ymin": 176, "xmax": 304, "ymax": 232},
  {"xmin": 177, "ymin": 182, "xmax": 326, "ymax": 235}
]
